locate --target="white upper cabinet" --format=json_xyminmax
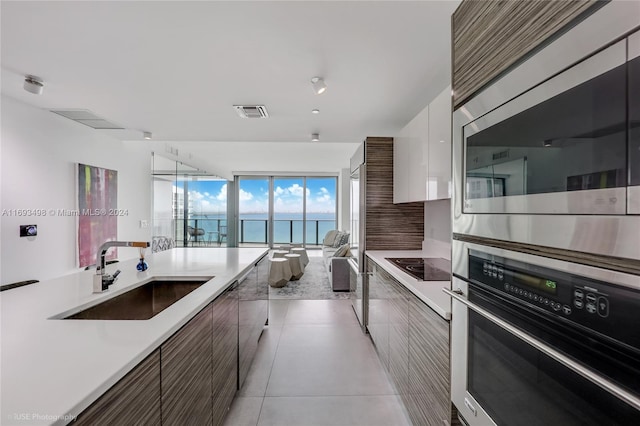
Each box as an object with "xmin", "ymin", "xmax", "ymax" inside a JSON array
[
  {"xmin": 394, "ymin": 86, "xmax": 451, "ymax": 203},
  {"xmin": 427, "ymin": 86, "xmax": 452, "ymax": 200}
]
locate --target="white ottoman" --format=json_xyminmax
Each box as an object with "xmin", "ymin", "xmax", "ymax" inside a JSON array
[
  {"xmin": 290, "ymin": 248, "xmax": 309, "ymax": 268},
  {"xmin": 272, "ymin": 250, "xmax": 289, "ymax": 259},
  {"xmin": 284, "ymin": 253, "xmax": 304, "ymax": 280},
  {"xmin": 269, "ymin": 258, "xmax": 292, "ymax": 288}
]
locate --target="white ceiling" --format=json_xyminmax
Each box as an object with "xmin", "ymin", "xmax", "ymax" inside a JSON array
[{"xmin": 1, "ymin": 1, "xmax": 460, "ymax": 178}]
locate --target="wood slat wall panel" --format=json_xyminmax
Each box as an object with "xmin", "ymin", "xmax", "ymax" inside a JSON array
[
  {"xmin": 407, "ymin": 296, "xmax": 451, "ymax": 426},
  {"xmin": 74, "ymin": 350, "xmax": 161, "ymax": 425},
  {"xmin": 161, "ymin": 305, "xmax": 213, "ymax": 425},
  {"xmin": 452, "ymin": 0, "xmax": 602, "ymax": 109},
  {"xmin": 364, "ymin": 137, "xmax": 424, "ymax": 251}
]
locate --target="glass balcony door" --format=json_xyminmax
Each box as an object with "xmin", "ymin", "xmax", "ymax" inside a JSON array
[
  {"xmin": 273, "ymin": 177, "xmax": 305, "ymax": 246},
  {"xmin": 236, "ymin": 175, "xmax": 337, "ymax": 248},
  {"xmin": 306, "ymin": 177, "xmax": 337, "ymax": 246},
  {"xmin": 238, "ymin": 177, "xmax": 270, "ymax": 247},
  {"xmin": 152, "ymin": 153, "xmax": 228, "ymax": 248}
]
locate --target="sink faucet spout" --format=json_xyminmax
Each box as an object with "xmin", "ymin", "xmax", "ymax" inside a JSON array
[{"xmin": 93, "ymin": 241, "xmax": 150, "ymax": 293}]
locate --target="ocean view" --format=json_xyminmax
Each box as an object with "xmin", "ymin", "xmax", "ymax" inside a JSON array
[{"xmin": 187, "ymin": 213, "xmax": 336, "ymax": 244}]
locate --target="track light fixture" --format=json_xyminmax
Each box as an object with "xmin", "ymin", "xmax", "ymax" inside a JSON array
[
  {"xmin": 311, "ymin": 133, "xmax": 320, "ymax": 142},
  {"xmin": 24, "ymin": 75, "xmax": 44, "ymax": 95},
  {"xmin": 311, "ymin": 77, "xmax": 327, "ymax": 95}
]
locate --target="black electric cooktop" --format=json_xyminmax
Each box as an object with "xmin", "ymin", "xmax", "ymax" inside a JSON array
[{"xmin": 385, "ymin": 257, "xmax": 451, "ymax": 281}]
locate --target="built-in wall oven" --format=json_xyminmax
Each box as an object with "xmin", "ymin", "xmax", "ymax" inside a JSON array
[
  {"xmin": 452, "ymin": 2, "xmax": 640, "ymax": 260},
  {"xmin": 448, "ymin": 240, "xmax": 640, "ymax": 426}
]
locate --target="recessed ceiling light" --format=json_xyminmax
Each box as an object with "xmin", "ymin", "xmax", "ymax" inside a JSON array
[
  {"xmin": 311, "ymin": 77, "xmax": 327, "ymax": 95},
  {"xmin": 24, "ymin": 75, "xmax": 44, "ymax": 95},
  {"xmin": 311, "ymin": 133, "xmax": 320, "ymax": 142},
  {"xmin": 312, "ymin": 109, "xmax": 320, "ymax": 114},
  {"xmin": 143, "ymin": 131, "xmax": 152, "ymax": 140}
]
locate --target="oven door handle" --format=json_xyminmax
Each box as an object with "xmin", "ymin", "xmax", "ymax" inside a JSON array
[{"xmin": 443, "ymin": 287, "xmax": 640, "ymax": 412}]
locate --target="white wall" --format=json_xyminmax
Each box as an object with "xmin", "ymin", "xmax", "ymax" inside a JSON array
[
  {"xmin": 1, "ymin": 96, "xmax": 152, "ymax": 285},
  {"xmin": 423, "ymin": 199, "xmax": 452, "ymax": 258},
  {"xmin": 338, "ymin": 168, "xmax": 351, "ymax": 233}
]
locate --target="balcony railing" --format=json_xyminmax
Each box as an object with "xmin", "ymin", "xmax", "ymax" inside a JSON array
[{"xmin": 172, "ymin": 218, "xmax": 335, "ymax": 247}]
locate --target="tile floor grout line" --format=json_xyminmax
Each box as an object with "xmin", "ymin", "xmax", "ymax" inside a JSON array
[{"xmin": 255, "ymin": 300, "xmax": 289, "ymax": 426}]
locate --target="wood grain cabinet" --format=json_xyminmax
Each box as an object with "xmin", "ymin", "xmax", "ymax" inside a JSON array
[
  {"xmin": 407, "ymin": 294, "xmax": 451, "ymax": 426},
  {"xmin": 367, "ymin": 258, "xmax": 453, "ymax": 425},
  {"xmin": 388, "ymin": 275, "xmax": 410, "ymax": 399},
  {"xmin": 74, "ymin": 350, "xmax": 161, "ymax": 426},
  {"xmin": 367, "ymin": 260, "xmax": 389, "ymax": 367},
  {"xmin": 238, "ymin": 254, "xmax": 269, "ymax": 389},
  {"xmin": 452, "ymin": 0, "xmax": 601, "ymax": 109},
  {"xmin": 161, "ymin": 304, "xmax": 214, "ymax": 425},
  {"xmin": 212, "ymin": 282, "xmax": 239, "ymax": 426},
  {"xmin": 76, "ymin": 282, "xmax": 242, "ymax": 426}
]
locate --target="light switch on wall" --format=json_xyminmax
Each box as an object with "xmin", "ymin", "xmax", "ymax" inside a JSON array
[{"xmin": 139, "ymin": 220, "xmax": 149, "ymax": 228}]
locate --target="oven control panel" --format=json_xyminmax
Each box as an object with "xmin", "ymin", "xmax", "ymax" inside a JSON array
[
  {"xmin": 466, "ymin": 251, "xmax": 640, "ymax": 351},
  {"xmin": 480, "ymin": 260, "xmax": 612, "ymax": 319}
]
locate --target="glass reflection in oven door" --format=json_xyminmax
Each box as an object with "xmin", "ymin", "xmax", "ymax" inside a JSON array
[
  {"xmin": 628, "ymin": 30, "xmax": 640, "ymax": 213},
  {"xmin": 463, "ymin": 40, "xmax": 628, "ymax": 215},
  {"xmin": 467, "ymin": 301, "xmax": 639, "ymax": 425}
]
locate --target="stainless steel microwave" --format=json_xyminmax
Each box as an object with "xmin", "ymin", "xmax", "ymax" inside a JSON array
[{"xmin": 452, "ymin": 2, "xmax": 640, "ymax": 260}]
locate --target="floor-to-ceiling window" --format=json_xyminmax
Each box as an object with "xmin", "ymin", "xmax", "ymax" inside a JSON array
[
  {"xmin": 305, "ymin": 177, "xmax": 338, "ymax": 246},
  {"xmin": 237, "ymin": 177, "xmax": 270, "ymax": 246},
  {"xmin": 236, "ymin": 175, "xmax": 337, "ymax": 248},
  {"xmin": 152, "ymin": 153, "xmax": 228, "ymax": 248},
  {"xmin": 273, "ymin": 177, "xmax": 305, "ymax": 246}
]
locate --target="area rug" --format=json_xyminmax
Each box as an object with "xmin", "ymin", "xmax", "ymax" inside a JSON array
[{"xmin": 269, "ymin": 256, "xmax": 351, "ymax": 300}]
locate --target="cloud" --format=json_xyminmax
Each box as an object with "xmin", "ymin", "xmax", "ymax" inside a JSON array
[
  {"xmin": 184, "ymin": 188, "xmax": 226, "ymax": 214},
  {"xmin": 216, "ymin": 184, "xmax": 227, "ymax": 201},
  {"xmin": 239, "ymin": 188, "xmax": 253, "ymax": 201},
  {"xmin": 315, "ymin": 187, "xmax": 331, "ymax": 203}
]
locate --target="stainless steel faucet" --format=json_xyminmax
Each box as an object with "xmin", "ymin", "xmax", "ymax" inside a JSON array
[{"xmin": 93, "ymin": 241, "xmax": 150, "ymax": 293}]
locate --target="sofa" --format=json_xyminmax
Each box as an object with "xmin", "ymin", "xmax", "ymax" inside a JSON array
[{"xmin": 321, "ymin": 230, "xmax": 352, "ymax": 291}]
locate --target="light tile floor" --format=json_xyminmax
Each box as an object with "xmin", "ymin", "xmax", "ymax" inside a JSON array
[{"xmin": 223, "ymin": 299, "xmax": 411, "ymax": 426}]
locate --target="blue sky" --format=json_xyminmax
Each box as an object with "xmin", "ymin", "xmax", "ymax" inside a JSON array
[{"xmin": 178, "ymin": 177, "xmax": 336, "ymax": 215}]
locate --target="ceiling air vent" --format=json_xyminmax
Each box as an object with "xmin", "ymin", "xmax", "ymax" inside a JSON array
[
  {"xmin": 234, "ymin": 105, "xmax": 269, "ymax": 119},
  {"xmin": 50, "ymin": 109, "xmax": 124, "ymax": 129}
]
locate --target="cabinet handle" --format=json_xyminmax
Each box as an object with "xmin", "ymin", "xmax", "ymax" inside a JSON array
[{"xmin": 463, "ymin": 397, "xmax": 477, "ymax": 417}]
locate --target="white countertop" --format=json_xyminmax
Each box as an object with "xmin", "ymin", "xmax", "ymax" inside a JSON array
[
  {"xmin": 0, "ymin": 247, "xmax": 268, "ymax": 426},
  {"xmin": 366, "ymin": 250, "xmax": 452, "ymax": 320}
]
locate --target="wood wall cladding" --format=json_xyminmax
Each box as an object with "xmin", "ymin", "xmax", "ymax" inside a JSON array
[
  {"xmin": 75, "ymin": 350, "xmax": 161, "ymax": 426},
  {"xmin": 452, "ymin": 0, "xmax": 603, "ymax": 109},
  {"xmin": 161, "ymin": 305, "xmax": 213, "ymax": 425},
  {"xmin": 365, "ymin": 137, "xmax": 424, "ymax": 251}
]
